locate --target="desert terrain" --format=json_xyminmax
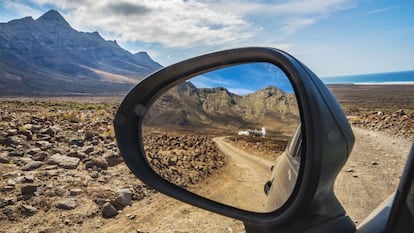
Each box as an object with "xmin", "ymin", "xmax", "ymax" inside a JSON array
[{"xmin": 0, "ymin": 84, "xmax": 413, "ymax": 232}]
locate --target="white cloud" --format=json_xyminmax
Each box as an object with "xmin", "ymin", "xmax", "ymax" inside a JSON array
[
  {"xmin": 5, "ymin": 0, "xmax": 355, "ymax": 52},
  {"xmin": 29, "ymin": 0, "xmax": 254, "ymax": 48},
  {"xmin": 227, "ymin": 88, "xmax": 255, "ymax": 96}
]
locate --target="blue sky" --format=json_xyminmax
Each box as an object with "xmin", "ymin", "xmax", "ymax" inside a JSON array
[
  {"xmin": 191, "ymin": 63, "xmax": 293, "ymax": 95},
  {"xmin": 1, "ymin": 0, "xmax": 414, "ymax": 77}
]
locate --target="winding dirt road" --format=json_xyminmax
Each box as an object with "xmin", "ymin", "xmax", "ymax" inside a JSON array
[
  {"xmin": 194, "ymin": 137, "xmax": 273, "ymax": 212},
  {"xmin": 97, "ymin": 127, "xmax": 412, "ymax": 232}
]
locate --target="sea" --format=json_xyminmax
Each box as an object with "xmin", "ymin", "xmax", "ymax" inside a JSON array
[{"xmin": 321, "ymin": 70, "xmax": 414, "ymax": 85}]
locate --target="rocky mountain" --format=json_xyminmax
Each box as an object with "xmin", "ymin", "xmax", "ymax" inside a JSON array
[
  {"xmin": 144, "ymin": 82, "xmax": 299, "ymax": 131},
  {"xmin": 0, "ymin": 10, "xmax": 162, "ymax": 95}
]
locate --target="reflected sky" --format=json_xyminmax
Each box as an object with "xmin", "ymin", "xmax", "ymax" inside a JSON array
[{"xmin": 190, "ymin": 63, "xmax": 294, "ymax": 95}]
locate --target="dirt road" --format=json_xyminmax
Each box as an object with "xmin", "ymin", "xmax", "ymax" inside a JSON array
[
  {"xmin": 97, "ymin": 127, "xmax": 412, "ymax": 232},
  {"xmin": 335, "ymin": 127, "xmax": 412, "ymax": 225}
]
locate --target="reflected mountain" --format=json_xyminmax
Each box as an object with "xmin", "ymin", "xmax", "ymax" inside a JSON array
[{"xmin": 145, "ymin": 82, "xmax": 299, "ymax": 133}]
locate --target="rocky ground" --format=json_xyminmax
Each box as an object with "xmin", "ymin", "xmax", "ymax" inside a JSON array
[
  {"xmin": 348, "ymin": 109, "xmax": 413, "ymax": 140},
  {"xmin": 1, "ymin": 84, "xmax": 413, "ymax": 232},
  {"xmin": 0, "ymin": 101, "xmax": 225, "ymax": 232},
  {"xmin": 143, "ymin": 130, "xmax": 226, "ymax": 187},
  {"xmin": 224, "ymin": 135, "xmax": 289, "ymax": 161}
]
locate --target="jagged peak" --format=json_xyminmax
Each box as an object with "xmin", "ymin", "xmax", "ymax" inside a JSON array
[
  {"xmin": 36, "ymin": 9, "xmax": 71, "ymax": 28},
  {"xmin": 37, "ymin": 9, "xmax": 64, "ymax": 21}
]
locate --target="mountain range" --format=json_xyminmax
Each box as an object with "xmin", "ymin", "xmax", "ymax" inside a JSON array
[
  {"xmin": 0, "ymin": 10, "xmax": 162, "ymax": 95},
  {"xmin": 144, "ymin": 82, "xmax": 299, "ymax": 132}
]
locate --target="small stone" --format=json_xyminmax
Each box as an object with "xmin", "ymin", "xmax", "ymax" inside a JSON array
[
  {"xmin": 0, "ymin": 154, "xmax": 10, "ymax": 163},
  {"xmin": 345, "ymin": 168, "xmax": 354, "ymax": 172},
  {"xmin": 0, "ymin": 136, "xmax": 22, "ymax": 146},
  {"xmin": 35, "ymin": 141, "xmax": 52, "ymax": 150},
  {"xmin": 90, "ymin": 171, "xmax": 99, "ymax": 179},
  {"xmin": 7, "ymin": 129, "xmax": 18, "ymax": 136},
  {"xmin": 45, "ymin": 169, "xmax": 59, "ymax": 177},
  {"xmin": 7, "ymin": 179, "xmax": 16, "ymax": 186},
  {"xmin": 26, "ymin": 148, "xmax": 41, "ymax": 155},
  {"xmin": 85, "ymin": 131, "xmax": 96, "ymax": 141},
  {"xmin": 44, "ymin": 165, "xmax": 58, "ymax": 170},
  {"xmin": 22, "ymin": 161, "xmax": 43, "ymax": 171},
  {"xmin": 32, "ymin": 151, "xmax": 48, "ymax": 161},
  {"xmin": 56, "ymin": 198, "xmax": 77, "ymax": 210},
  {"xmin": 371, "ymin": 161, "xmax": 379, "ymax": 165},
  {"xmin": 85, "ymin": 157, "xmax": 108, "ymax": 170},
  {"xmin": 70, "ymin": 189, "xmax": 82, "ymax": 196},
  {"xmin": 48, "ymin": 153, "xmax": 80, "ymax": 169},
  {"xmin": 105, "ymin": 151, "xmax": 123, "ymax": 167},
  {"xmin": 21, "ymin": 204, "xmax": 38, "ymax": 216},
  {"xmin": 102, "ymin": 202, "xmax": 118, "ymax": 218},
  {"xmin": 67, "ymin": 151, "xmax": 87, "ymax": 160},
  {"xmin": 0, "ymin": 198, "xmax": 14, "ymax": 207},
  {"xmin": 114, "ymin": 188, "xmax": 133, "ymax": 208},
  {"xmin": 83, "ymin": 146, "xmax": 94, "ymax": 154},
  {"xmin": 1, "ymin": 186, "xmax": 15, "ymax": 192},
  {"xmin": 16, "ymin": 175, "xmax": 35, "ymax": 183},
  {"xmin": 8, "ymin": 149, "xmax": 25, "ymax": 157},
  {"xmin": 69, "ymin": 139, "xmax": 85, "ymax": 147},
  {"xmin": 126, "ymin": 213, "xmax": 136, "ymax": 220},
  {"xmin": 55, "ymin": 186, "xmax": 67, "ymax": 196},
  {"xmin": 21, "ymin": 184, "xmax": 38, "ymax": 195}
]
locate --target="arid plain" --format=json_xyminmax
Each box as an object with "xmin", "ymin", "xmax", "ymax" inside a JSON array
[{"xmin": 0, "ymin": 84, "xmax": 413, "ymax": 233}]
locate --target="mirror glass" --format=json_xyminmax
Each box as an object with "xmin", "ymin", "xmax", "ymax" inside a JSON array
[{"xmin": 142, "ymin": 62, "xmax": 301, "ymax": 212}]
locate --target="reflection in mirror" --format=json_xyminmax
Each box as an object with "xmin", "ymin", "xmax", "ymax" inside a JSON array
[{"xmin": 142, "ymin": 62, "xmax": 301, "ymax": 213}]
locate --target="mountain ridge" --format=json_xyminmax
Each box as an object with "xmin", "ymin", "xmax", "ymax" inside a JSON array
[
  {"xmin": 0, "ymin": 9, "xmax": 162, "ymax": 95},
  {"xmin": 145, "ymin": 82, "xmax": 299, "ymax": 131}
]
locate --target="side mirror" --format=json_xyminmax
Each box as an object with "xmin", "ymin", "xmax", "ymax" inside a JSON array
[{"xmin": 114, "ymin": 47, "xmax": 355, "ymax": 233}]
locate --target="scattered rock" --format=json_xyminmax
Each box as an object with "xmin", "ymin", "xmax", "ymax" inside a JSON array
[
  {"xmin": 21, "ymin": 184, "xmax": 38, "ymax": 195},
  {"xmin": 67, "ymin": 150, "xmax": 87, "ymax": 160},
  {"xmin": 35, "ymin": 141, "xmax": 52, "ymax": 150},
  {"xmin": 56, "ymin": 199, "xmax": 77, "ymax": 210},
  {"xmin": 21, "ymin": 204, "xmax": 38, "ymax": 216},
  {"xmin": 114, "ymin": 188, "xmax": 133, "ymax": 208},
  {"xmin": 85, "ymin": 157, "xmax": 108, "ymax": 170},
  {"xmin": 345, "ymin": 168, "xmax": 354, "ymax": 172},
  {"xmin": 126, "ymin": 213, "xmax": 136, "ymax": 220},
  {"xmin": 68, "ymin": 139, "xmax": 84, "ymax": 147},
  {"xmin": 22, "ymin": 161, "xmax": 43, "ymax": 171},
  {"xmin": 32, "ymin": 151, "xmax": 48, "ymax": 161},
  {"xmin": 104, "ymin": 151, "xmax": 123, "ymax": 167},
  {"xmin": 102, "ymin": 202, "xmax": 118, "ymax": 218},
  {"xmin": 48, "ymin": 153, "xmax": 80, "ymax": 169},
  {"xmin": 83, "ymin": 146, "xmax": 94, "ymax": 155},
  {"xmin": 69, "ymin": 189, "xmax": 82, "ymax": 196},
  {"xmin": 350, "ymin": 109, "xmax": 413, "ymax": 140},
  {"xmin": 0, "ymin": 154, "xmax": 10, "ymax": 163},
  {"xmin": 371, "ymin": 161, "xmax": 379, "ymax": 165},
  {"xmin": 16, "ymin": 175, "xmax": 35, "ymax": 183},
  {"xmin": 90, "ymin": 171, "xmax": 99, "ymax": 179},
  {"xmin": 8, "ymin": 149, "xmax": 25, "ymax": 157},
  {"xmin": 26, "ymin": 148, "xmax": 41, "ymax": 155}
]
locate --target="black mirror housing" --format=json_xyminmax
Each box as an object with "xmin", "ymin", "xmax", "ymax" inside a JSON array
[{"xmin": 114, "ymin": 47, "xmax": 355, "ymax": 232}]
